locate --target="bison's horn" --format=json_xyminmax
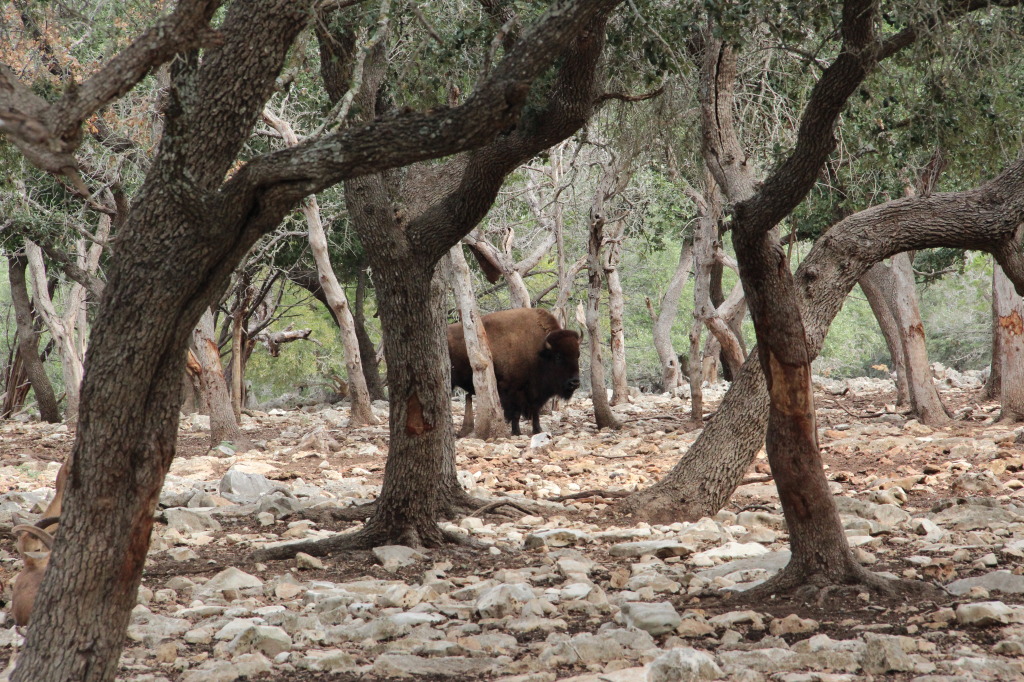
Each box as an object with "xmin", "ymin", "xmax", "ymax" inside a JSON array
[{"xmin": 544, "ymin": 340, "xmax": 552, "ymax": 350}]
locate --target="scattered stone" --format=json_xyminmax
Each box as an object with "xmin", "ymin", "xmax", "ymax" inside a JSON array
[
  {"xmin": 373, "ymin": 545, "xmax": 428, "ymax": 572},
  {"xmin": 620, "ymin": 602, "xmax": 681, "ymax": 636},
  {"xmin": 648, "ymin": 647, "xmax": 723, "ymax": 681}
]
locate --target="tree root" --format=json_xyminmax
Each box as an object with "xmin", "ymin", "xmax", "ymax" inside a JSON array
[
  {"xmin": 550, "ymin": 489, "xmax": 631, "ymax": 502},
  {"xmin": 735, "ymin": 561, "xmax": 946, "ymax": 604},
  {"xmin": 290, "ymin": 502, "xmax": 377, "ymax": 525},
  {"xmin": 250, "ymin": 522, "xmax": 481, "ymax": 562},
  {"xmin": 466, "ymin": 499, "xmax": 534, "ymax": 518}
]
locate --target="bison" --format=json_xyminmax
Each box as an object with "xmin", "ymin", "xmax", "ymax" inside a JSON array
[{"xmin": 447, "ymin": 307, "xmax": 581, "ymax": 436}]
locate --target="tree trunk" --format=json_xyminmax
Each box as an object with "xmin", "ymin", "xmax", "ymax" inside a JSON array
[
  {"xmin": 7, "ymin": 252, "xmax": 61, "ymax": 423},
  {"xmin": 984, "ymin": 270, "xmax": 1002, "ymax": 400},
  {"xmin": 262, "ymin": 108, "xmax": 378, "ymax": 426},
  {"xmin": 606, "ymin": 220, "xmax": 629, "ymax": 405},
  {"xmin": 994, "ymin": 263, "xmax": 1024, "ymax": 421},
  {"xmin": 687, "ymin": 319, "xmax": 704, "ymax": 421},
  {"xmin": 25, "ymin": 242, "xmax": 85, "ymax": 421},
  {"xmin": 586, "ymin": 208, "xmax": 621, "ymax": 430},
  {"xmin": 355, "ymin": 264, "xmax": 387, "ymax": 401},
  {"xmin": 858, "ymin": 263, "xmax": 910, "ymax": 406},
  {"xmin": 648, "ymin": 241, "xmax": 693, "ymax": 393},
  {"xmin": 193, "ymin": 310, "xmax": 251, "ymax": 449},
  {"xmin": 2, "ymin": 345, "xmax": 31, "ymax": 419},
  {"xmin": 448, "ymin": 244, "xmax": 510, "ymax": 439},
  {"xmin": 230, "ymin": 306, "xmax": 245, "ymax": 421},
  {"xmin": 890, "ymin": 252, "xmax": 950, "ymax": 425}
]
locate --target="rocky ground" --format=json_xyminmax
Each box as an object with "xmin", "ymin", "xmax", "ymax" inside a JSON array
[{"xmin": 1, "ymin": 367, "xmax": 1024, "ymax": 681}]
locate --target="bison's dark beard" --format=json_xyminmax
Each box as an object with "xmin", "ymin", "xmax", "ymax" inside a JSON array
[{"xmin": 560, "ymin": 386, "xmax": 578, "ymax": 400}]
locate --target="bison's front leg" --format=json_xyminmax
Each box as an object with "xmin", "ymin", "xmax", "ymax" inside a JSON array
[
  {"xmin": 530, "ymin": 410, "xmax": 542, "ymax": 435},
  {"xmin": 510, "ymin": 414, "xmax": 522, "ymax": 437}
]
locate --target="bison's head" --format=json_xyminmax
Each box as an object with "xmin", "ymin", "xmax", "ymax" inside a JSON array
[{"xmin": 540, "ymin": 329, "xmax": 581, "ymax": 399}]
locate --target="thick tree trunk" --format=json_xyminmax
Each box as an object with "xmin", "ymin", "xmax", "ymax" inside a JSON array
[
  {"xmin": 193, "ymin": 310, "xmax": 251, "ymax": 449},
  {"xmin": 890, "ymin": 252, "xmax": 950, "ymax": 425},
  {"xmin": 448, "ymin": 244, "xmax": 510, "ymax": 439},
  {"xmin": 859, "ymin": 264, "xmax": 910, "ymax": 406},
  {"xmin": 648, "ymin": 241, "xmax": 693, "ymax": 393},
  {"xmin": 7, "ymin": 252, "xmax": 61, "ymax": 423},
  {"xmin": 994, "ymin": 264, "xmax": 1024, "ymax": 421},
  {"xmin": 354, "ymin": 264, "xmax": 387, "ymax": 401}
]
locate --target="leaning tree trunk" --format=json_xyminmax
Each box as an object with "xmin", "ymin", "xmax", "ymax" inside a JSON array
[
  {"xmin": 648, "ymin": 241, "xmax": 693, "ymax": 394},
  {"xmin": 193, "ymin": 309, "xmax": 251, "ymax": 450},
  {"xmin": 890, "ymin": 252, "xmax": 950, "ymax": 425},
  {"xmin": 448, "ymin": 244, "xmax": 510, "ymax": 439},
  {"xmin": 262, "ymin": 108, "xmax": 378, "ymax": 426},
  {"xmin": 7, "ymin": 251, "xmax": 60, "ymax": 423},
  {"xmin": 859, "ymin": 264, "xmax": 910, "ymax": 406},
  {"xmin": 994, "ymin": 263, "xmax": 1024, "ymax": 421}
]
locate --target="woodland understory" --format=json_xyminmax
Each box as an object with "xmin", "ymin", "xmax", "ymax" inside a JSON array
[{"xmin": 4, "ymin": 0, "xmax": 1024, "ymax": 680}]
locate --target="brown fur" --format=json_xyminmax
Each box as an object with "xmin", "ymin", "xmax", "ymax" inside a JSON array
[
  {"xmin": 11, "ymin": 523, "xmax": 55, "ymax": 627},
  {"xmin": 447, "ymin": 308, "xmax": 581, "ymax": 435}
]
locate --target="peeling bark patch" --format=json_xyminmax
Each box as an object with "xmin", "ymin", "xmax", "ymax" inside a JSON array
[
  {"xmin": 120, "ymin": 506, "xmax": 155, "ymax": 585},
  {"xmin": 999, "ymin": 310, "xmax": 1024, "ymax": 336},
  {"xmin": 907, "ymin": 322, "xmax": 925, "ymax": 338},
  {"xmin": 767, "ymin": 351, "xmax": 813, "ymax": 417},
  {"xmin": 405, "ymin": 393, "xmax": 433, "ymax": 435}
]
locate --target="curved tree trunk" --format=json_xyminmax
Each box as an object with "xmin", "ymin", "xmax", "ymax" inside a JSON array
[
  {"xmin": 858, "ymin": 264, "xmax": 910, "ymax": 406},
  {"xmin": 994, "ymin": 263, "xmax": 1024, "ymax": 421},
  {"xmin": 7, "ymin": 251, "xmax": 61, "ymax": 423},
  {"xmin": 648, "ymin": 241, "xmax": 693, "ymax": 393},
  {"xmin": 193, "ymin": 309, "xmax": 251, "ymax": 449},
  {"xmin": 448, "ymin": 244, "xmax": 510, "ymax": 439},
  {"xmin": 890, "ymin": 252, "xmax": 950, "ymax": 425}
]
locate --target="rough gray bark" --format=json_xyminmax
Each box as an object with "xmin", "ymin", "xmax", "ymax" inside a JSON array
[
  {"xmin": 6, "ymin": 251, "xmax": 60, "ymax": 423},
  {"xmin": 11, "ymin": 2, "xmax": 622, "ymax": 679}
]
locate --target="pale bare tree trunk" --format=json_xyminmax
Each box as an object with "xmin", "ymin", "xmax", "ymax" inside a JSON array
[
  {"xmin": 647, "ymin": 241, "xmax": 693, "ymax": 393},
  {"xmin": 859, "ymin": 264, "xmax": 910, "ymax": 405},
  {"xmin": 447, "ymin": 245, "xmax": 510, "ymax": 438},
  {"xmin": 605, "ymin": 219, "xmax": 629, "ymax": 404},
  {"xmin": 25, "ymin": 244, "xmax": 85, "ymax": 420},
  {"xmin": 193, "ymin": 310, "xmax": 250, "ymax": 449},
  {"xmin": 7, "ymin": 251, "xmax": 60, "ymax": 423},
  {"xmin": 262, "ymin": 109, "xmax": 378, "ymax": 426},
  {"xmin": 890, "ymin": 252, "xmax": 950, "ymax": 425},
  {"xmin": 994, "ymin": 264, "xmax": 1024, "ymax": 421},
  {"xmin": 985, "ymin": 266, "xmax": 1003, "ymax": 400}
]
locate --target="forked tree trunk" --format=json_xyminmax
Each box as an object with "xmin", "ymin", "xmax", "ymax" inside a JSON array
[
  {"xmin": 7, "ymin": 252, "xmax": 60, "ymax": 423},
  {"xmin": 193, "ymin": 310, "xmax": 251, "ymax": 449},
  {"xmin": 994, "ymin": 264, "xmax": 1024, "ymax": 421},
  {"xmin": 262, "ymin": 108, "xmax": 378, "ymax": 426},
  {"xmin": 859, "ymin": 264, "xmax": 910, "ymax": 405},
  {"xmin": 890, "ymin": 252, "xmax": 950, "ymax": 425},
  {"xmin": 448, "ymin": 244, "xmax": 510, "ymax": 439},
  {"xmin": 648, "ymin": 241, "xmax": 693, "ymax": 394}
]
